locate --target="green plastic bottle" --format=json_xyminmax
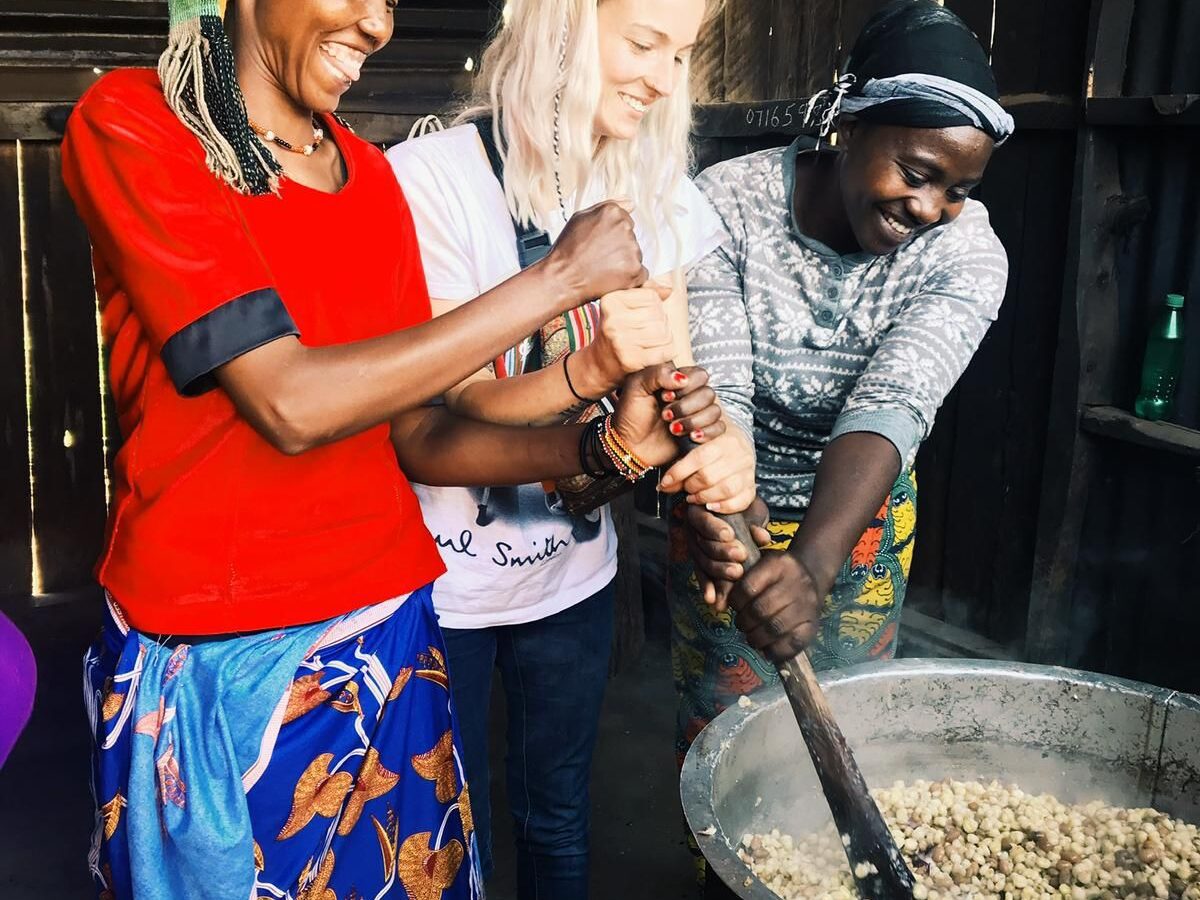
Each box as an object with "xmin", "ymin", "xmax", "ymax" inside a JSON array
[{"xmin": 1133, "ymin": 293, "xmax": 1186, "ymax": 422}]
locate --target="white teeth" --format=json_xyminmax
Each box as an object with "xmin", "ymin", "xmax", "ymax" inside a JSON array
[
  {"xmin": 319, "ymin": 43, "xmax": 365, "ymax": 83},
  {"xmin": 883, "ymin": 212, "xmax": 913, "ymax": 236},
  {"xmin": 620, "ymin": 92, "xmax": 648, "ymax": 113}
]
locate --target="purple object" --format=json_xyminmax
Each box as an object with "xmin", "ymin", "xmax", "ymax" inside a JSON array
[{"xmin": 0, "ymin": 611, "xmax": 36, "ymax": 768}]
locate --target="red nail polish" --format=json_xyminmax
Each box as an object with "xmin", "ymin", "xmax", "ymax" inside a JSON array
[
  {"xmin": 673, "ymin": 372, "xmax": 688, "ymax": 385},
  {"xmin": 663, "ymin": 409, "xmax": 674, "ymax": 421},
  {"xmin": 691, "ymin": 429, "xmax": 704, "ymax": 441},
  {"xmin": 662, "ymin": 390, "xmax": 676, "ymax": 402},
  {"xmin": 670, "ymin": 422, "xmax": 684, "ymax": 435}
]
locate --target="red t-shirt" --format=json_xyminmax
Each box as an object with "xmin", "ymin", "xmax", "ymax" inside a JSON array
[{"xmin": 61, "ymin": 69, "xmax": 445, "ymax": 635}]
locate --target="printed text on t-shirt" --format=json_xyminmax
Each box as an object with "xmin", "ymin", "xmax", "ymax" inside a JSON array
[{"xmin": 434, "ymin": 530, "xmax": 572, "ymax": 567}]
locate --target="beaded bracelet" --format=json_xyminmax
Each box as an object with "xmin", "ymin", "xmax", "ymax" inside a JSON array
[
  {"xmin": 604, "ymin": 418, "xmax": 643, "ymax": 466},
  {"xmin": 598, "ymin": 415, "xmax": 650, "ymax": 483}
]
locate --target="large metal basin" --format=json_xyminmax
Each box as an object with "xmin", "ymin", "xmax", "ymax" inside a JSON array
[{"xmin": 681, "ymin": 659, "xmax": 1200, "ymax": 899}]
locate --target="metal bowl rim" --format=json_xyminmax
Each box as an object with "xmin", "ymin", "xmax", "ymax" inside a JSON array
[{"xmin": 679, "ymin": 657, "xmax": 1194, "ymax": 900}]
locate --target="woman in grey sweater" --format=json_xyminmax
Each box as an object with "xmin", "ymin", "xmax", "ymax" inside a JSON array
[{"xmin": 668, "ymin": 3, "xmax": 1013, "ymax": 868}]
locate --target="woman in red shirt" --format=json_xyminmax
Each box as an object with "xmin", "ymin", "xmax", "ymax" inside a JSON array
[{"xmin": 62, "ymin": 1, "xmax": 724, "ymax": 898}]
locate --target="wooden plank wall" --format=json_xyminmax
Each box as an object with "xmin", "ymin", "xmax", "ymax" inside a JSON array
[
  {"xmin": 0, "ymin": 143, "xmax": 31, "ymax": 596},
  {"xmin": 688, "ymin": 0, "xmax": 1090, "ymax": 653},
  {"xmin": 0, "ymin": 137, "xmax": 129, "ymax": 596},
  {"xmin": 14, "ymin": 142, "xmax": 108, "ymax": 595}
]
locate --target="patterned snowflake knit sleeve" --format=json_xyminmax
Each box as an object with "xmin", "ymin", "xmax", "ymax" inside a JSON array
[
  {"xmin": 830, "ymin": 204, "xmax": 1009, "ymax": 470},
  {"xmin": 687, "ymin": 172, "xmax": 757, "ymax": 455}
]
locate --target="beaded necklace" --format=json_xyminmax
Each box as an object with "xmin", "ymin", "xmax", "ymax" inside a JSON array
[{"xmin": 248, "ymin": 115, "xmax": 325, "ymax": 157}]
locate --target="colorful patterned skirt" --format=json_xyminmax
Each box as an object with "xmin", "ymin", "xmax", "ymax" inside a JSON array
[
  {"xmin": 84, "ymin": 585, "xmax": 482, "ymax": 900},
  {"xmin": 667, "ymin": 470, "xmax": 917, "ymax": 766}
]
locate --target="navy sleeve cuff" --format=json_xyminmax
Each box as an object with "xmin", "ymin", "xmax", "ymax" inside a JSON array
[{"xmin": 161, "ymin": 288, "xmax": 299, "ymax": 396}]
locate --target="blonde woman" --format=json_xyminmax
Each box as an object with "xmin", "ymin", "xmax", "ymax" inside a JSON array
[{"xmin": 386, "ymin": 0, "xmax": 752, "ymax": 895}]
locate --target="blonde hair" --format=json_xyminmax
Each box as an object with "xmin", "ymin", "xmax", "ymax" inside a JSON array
[{"xmin": 458, "ymin": 0, "xmax": 718, "ymax": 270}]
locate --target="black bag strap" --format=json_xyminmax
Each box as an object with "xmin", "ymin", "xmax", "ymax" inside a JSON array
[{"xmin": 474, "ymin": 116, "xmax": 553, "ymax": 271}]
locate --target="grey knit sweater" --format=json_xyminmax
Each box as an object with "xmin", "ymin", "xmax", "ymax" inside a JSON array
[{"xmin": 689, "ymin": 138, "xmax": 1008, "ymax": 518}]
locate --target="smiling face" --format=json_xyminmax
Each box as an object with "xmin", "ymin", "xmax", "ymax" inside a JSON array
[
  {"xmin": 241, "ymin": 0, "xmax": 396, "ymax": 113},
  {"xmin": 593, "ymin": 0, "xmax": 707, "ymax": 140},
  {"xmin": 835, "ymin": 118, "xmax": 995, "ymax": 255}
]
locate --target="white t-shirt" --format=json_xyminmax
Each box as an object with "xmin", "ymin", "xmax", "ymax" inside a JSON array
[{"xmin": 386, "ymin": 123, "xmax": 724, "ymax": 630}]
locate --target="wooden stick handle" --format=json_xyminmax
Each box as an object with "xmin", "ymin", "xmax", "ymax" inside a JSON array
[
  {"xmin": 774, "ymin": 646, "xmax": 915, "ymax": 898},
  {"xmin": 670, "ymin": 378, "xmax": 912, "ymax": 894},
  {"xmin": 702, "ymin": 501, "xmax": 916, "ymax": 898}
]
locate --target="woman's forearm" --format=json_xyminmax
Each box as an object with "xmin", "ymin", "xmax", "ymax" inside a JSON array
[
  {"xmin": 391, "ymin": 406, "xmax": 586, "ymax": 486},
  {"xmin": 393, "ymin": 363, "xmax": 727, "ymax": 487},
  {"xmin": 786, "ymin": 432, "xmax": 901, "ymax": 595},
  {"xmin": 217, "ymin": 201, "xmax": 649, "ymax": 455},
  {"xmin": 450, "ymin": 343, "xmax": 616, "ymax": 427},
  {"xmin": 218, "ymin": 259, "xmax": 583, "ymax": 455},
  {"xmin": 447, "ymin": 279, "xmax": 683, "ymax": 429}
]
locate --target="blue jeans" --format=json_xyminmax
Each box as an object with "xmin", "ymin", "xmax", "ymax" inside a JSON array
[{"xmin": 440, "ymin": 582, "xmax": 614, "ymax": 900}]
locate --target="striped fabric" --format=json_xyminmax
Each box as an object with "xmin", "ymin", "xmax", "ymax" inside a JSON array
[
  {"xmin": 492, "ymin": 299, "xmax": 601, "ymax": 380},
  {"xmin": 565, "ymin": 301, "xmax": 600, "ymax": 351}
]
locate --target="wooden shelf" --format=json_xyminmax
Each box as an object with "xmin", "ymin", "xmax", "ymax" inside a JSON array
[
  {"xmin": 1087, "ymin": 95, "xmax": 1200, "ymax": 127},
  {"xmin": 1079, "ymin": 405, "xmax": 1200, "ymax": 459}
]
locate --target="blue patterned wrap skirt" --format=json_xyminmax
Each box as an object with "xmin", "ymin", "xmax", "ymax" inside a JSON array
[{"xmin": 83, "ymin": 584, "xmax": 483, "ymax": 900}]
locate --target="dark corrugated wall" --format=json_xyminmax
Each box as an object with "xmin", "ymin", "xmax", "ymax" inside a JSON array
[
  {"xmin": 907, "ymin": 0, "xmax": 1089, "ymax": 650},
  {"xmin": 1123, "ymin": 0, "xmax": 1200, "ymax": 97},
  {"xmin": 1067, "ymin": 0, "xmax": 1200, "ymax": 693}
]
